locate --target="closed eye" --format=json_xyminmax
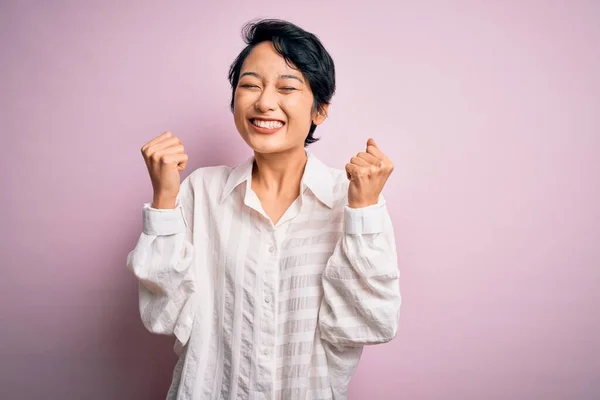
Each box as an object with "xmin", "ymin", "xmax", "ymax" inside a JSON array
[
  {"xmin": 280, "ymin": 87, "xmax": 297, "ymax": 92},
  {"xmin": 240, "ymin": 84, "xmax": 259, "ymax": 89}
]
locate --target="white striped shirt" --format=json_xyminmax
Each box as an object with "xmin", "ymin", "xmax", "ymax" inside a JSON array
[{"xmin": 126, "ymin": 151, "xmax": 401, "ymax": 400}]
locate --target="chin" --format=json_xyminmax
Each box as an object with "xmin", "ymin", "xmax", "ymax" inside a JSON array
[
  {"xmin": 241, "ymin": 131, "xmax": 281, "ymax": 153},
  {"xmin": 249, "ymin": 139, "xmax": 288, "ymax": 155}
]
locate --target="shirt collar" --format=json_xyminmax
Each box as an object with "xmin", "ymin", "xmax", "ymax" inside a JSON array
[
  {"xmin": 302, "ymin": 151, "xmax": 334, "ymax": 208},
  {"xmin": 220, "ymin": 151, "xmax": 334, "ymax": 208}
]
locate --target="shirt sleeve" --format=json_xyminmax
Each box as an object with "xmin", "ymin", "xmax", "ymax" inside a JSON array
[
  {"xmin": 126, "ymin": 176, "xmax": 197, "ymax": 347},
  {"xmin": 318, "ymin": 196, "xmax": 401, "ymax": 349}
]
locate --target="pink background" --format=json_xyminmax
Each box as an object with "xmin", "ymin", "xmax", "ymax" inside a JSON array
[{"xmin": 1, "ymin": 1, "xmax": 599, "ymax": 399}]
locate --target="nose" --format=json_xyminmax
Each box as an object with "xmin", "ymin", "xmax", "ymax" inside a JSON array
[{"xmin": 254, "ymin": 87, "xmax": 278, "ymax": 113}]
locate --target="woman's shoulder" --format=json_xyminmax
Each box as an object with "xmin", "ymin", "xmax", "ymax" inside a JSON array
[
  {"xmin": 181, "ymin": 165, "xmax": 235, "ymax": 198},
  {"xmin": 313, "ymin": 162, "xmax": 349, "ymax": 209},
  {"xmin": 186, "ymin": 163, "xmax": 234, "ymax": 182},
  {"xmin": 186, "ymin": 164, "xmax": 232, "ymax": 181},
  {"xmin": 327, "ymin": 166, "xmax": 349, "ymax": 188}
]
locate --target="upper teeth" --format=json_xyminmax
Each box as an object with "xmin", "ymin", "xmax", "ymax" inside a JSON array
[{"xmin": 253, "ymin": 119, "xmax": 283, "ymax": 129}]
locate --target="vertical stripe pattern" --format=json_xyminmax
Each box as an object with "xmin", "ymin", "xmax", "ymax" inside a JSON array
[{"xmin": 126, "ymin": 152, "xmax": 401, "ymax": 400}]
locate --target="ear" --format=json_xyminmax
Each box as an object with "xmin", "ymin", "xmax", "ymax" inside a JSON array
[{"xmin": 312, "ymin": 104, "xmax": 329, "ymax": 126}]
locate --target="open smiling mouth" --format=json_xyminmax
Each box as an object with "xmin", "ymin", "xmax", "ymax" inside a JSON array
[{"xmin": 250, "ymin": 118, "xmax": 285, "ymax": 133}]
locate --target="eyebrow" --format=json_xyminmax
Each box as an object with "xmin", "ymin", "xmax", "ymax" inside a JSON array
[{"xmin": 240, "ymin": 72, "xmax": 304, "ymax": 84}]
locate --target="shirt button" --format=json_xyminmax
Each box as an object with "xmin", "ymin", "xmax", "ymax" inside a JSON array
[
  {"xmin": 264, "ymin": 295, "xmax": 272, "ymax": 304},
  {"xmin": 263, "ymin": 348, "xmax": 270, "ymax": 356},
  {"xmin": 269, "ymin": 246, "xmax": 276, "ymax": 254}
]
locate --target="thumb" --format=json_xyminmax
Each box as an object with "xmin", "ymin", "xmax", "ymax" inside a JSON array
[{"xmin": 367, "ymin": 138, "xmax": 377, "ymax": 148}]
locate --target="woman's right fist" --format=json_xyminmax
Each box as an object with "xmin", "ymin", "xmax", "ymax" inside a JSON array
[{"xmin": 141, "ymin": 131, "xmax": 188, "ymax": 209}]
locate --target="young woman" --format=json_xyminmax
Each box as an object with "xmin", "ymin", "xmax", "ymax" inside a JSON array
[{"xmin": 127, "ymin": 19, "xmax": 401, "ymax": 400}]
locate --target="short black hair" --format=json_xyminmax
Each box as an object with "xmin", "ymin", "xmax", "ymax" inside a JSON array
[{"xmin": 228, "ymin": 19, "xmax": 336, "ymax": 146}]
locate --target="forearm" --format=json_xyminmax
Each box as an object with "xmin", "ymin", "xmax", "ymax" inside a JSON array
[
  {"xmin": 319, "ymin": 201, "xmax": 401, "ymax": 348},
  {"xmin": 126, "ymin": 202, "xmax": 196, "ymax": 344}
]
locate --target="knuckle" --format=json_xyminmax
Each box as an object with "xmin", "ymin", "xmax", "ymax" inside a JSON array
[{"xmin": 150, "ymin": 152, "xmax": 161, "ymax": 163}]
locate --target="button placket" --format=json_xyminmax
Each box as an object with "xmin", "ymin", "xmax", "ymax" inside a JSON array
[{"xmin": 259, "ymin": 230, "xmax": 277, "ymax": 372}]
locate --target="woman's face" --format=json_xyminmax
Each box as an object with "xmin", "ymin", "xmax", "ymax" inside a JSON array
[{"xmin": 233, "ymin": 41, "xmax": 327, "ymax": 155}]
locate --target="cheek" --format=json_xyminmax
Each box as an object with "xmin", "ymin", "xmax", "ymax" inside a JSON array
[
  {"xmin": 233, "ymin": 92, "xmax": 252, "ymax": 119},
  {"xmin": 233, "ymin": 90, "xmax": 246, "ymax": 109},
  {"xmin": 282, "ymin": 95, "xmax": 314, "ymax": 123}
]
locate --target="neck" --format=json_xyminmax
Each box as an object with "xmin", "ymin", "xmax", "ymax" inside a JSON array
[{"xmin": 252, "ymin": 146, "xmax": 307, "ymax": 196}]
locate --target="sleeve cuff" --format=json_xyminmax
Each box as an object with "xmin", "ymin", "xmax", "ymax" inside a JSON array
[
  {"xmin": 344, "ymin": 199, "xmax": 388, "ymax": 235},
  {"xmin": 142, "ymin": 201, "xmax": 188, "ymax": 236}
]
